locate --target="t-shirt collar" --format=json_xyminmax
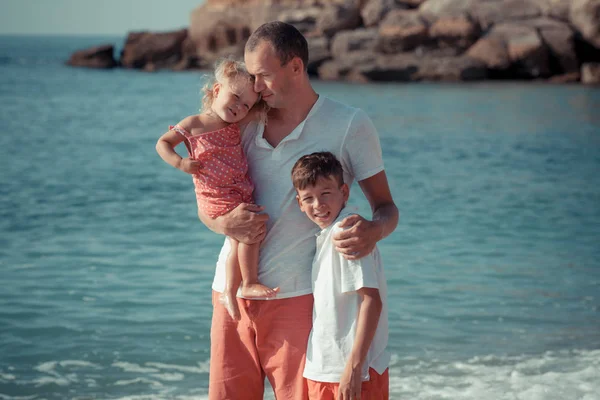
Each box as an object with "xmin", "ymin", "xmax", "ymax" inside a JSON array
[
  {"xmin": 255, "ymin": 95, "xmax": 325, "ymax": 149},
  {"xmin": 315, "ymin": 208, "xmax": 354, "ymax": 237}
]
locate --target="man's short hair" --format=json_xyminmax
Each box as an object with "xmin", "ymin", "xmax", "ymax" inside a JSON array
[
  {"xmin": 245, "ymin": 21, "xmax": 309, "ymax": 70},
  {"xmin": 291, "ymin": 152, "xmax": 345, "ymax": 190}
]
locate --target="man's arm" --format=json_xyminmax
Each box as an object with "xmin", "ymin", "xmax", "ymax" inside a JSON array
[
  {"xmin": 198, "ymin": 204, "xmax": 268, "ymax": 245},
  {"xmin": 337, "ymin": 287, "xmax": 382, "ymax": 400},
  {"xmin": 333, "ymin": 170, "xmax": 399, "ymax": 260}
]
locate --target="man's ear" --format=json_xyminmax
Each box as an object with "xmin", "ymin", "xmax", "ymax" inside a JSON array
[{"xmin": 290, "ymin": 57, "xmax": 304, "ymax": 75}]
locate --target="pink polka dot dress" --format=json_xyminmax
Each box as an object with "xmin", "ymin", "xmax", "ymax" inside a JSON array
[{"xmin": 170, "ymin": 123, "xmax": 254, "ymax": 218}]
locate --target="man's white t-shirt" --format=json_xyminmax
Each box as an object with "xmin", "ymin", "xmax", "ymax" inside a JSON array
[
  {"xmin": 211, "ymin": 95, "xmax": 385, "ymax": 299},
  {"xmin": 303, "ymin": 210, "xmax": 390, "ymax": 382}
]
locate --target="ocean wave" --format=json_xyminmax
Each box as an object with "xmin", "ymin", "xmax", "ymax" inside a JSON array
[
  {"xmin": 1, "ymin": 350, "xmax": 595, "ymax": 399},
  {"xmin": 389, "ymin": 349, "xmax": 600, "ymax": 400}
]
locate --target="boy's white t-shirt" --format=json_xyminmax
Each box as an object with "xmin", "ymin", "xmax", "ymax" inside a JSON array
[
  {"xmin": 303, "ymin": 211, "xmax": 390, "ymax": 382},
  {"xmin": 211, "ymin": 95, "xmax": 385, "ymax": 298}
]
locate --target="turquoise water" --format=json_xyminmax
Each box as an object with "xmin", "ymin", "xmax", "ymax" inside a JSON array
[{"xmin": 1, "ymin": 35, "xmax": 600, "ymax": 400}]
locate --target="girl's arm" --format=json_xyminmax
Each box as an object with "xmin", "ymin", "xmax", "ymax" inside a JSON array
[
  {"xmin": 155, "ymin": 118, "xmax": 202, "ymax": 174},
  {"xmin": 338, "ymin": 287, "xmax": 382, "ymax": 400}
]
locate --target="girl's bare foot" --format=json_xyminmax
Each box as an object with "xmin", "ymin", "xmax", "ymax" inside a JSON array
[
  {"xmin": 219, "ymin": 291, "xmax": 241, "ymax": 321},
  {"xmin": 241, "ymin": 283, "xmax": 280, "ymax": 298}
]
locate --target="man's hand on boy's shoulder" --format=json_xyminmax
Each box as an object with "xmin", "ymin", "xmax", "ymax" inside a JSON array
[{"xmin": 333, "ymin": 214, "xmax": 383, "ymax": 260}]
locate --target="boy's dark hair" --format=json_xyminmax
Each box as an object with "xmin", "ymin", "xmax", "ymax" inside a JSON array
[
  {"xmin": 245, "ymin": 21, "xmax": 309, "ymax": 71},
  {"xmin": 291, "ymin": 152, "xmax": 345, "ymax": 190}
]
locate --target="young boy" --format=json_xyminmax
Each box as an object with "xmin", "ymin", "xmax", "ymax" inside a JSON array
[{"xmin": 291, "ymin": 152, "xmax": 390, "ymax": 400}]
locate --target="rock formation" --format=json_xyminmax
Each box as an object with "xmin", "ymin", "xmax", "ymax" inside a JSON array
[
  {"xmin": 67, "ymin": 0, "xmax": 600, "ymax": 83},
  {"xmin": 66, "ymin": 45, "xmax": 117, "ymax": 69}
]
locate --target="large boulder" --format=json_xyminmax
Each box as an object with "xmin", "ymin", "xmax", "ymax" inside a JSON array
[
  {"xmin": 531, "ymin": 0, "xmax": 570, "ymax": 21},
  {"xmin": 524, "ymin": 18, "xmax": 578, "ymax": 73},
  {"xmin": 467, "ymin": 23, "xmax": 551, "ymax": 78},
  {"xmin": 331, "ymin": 28, "xmax": 379, "ymax": 59},
  {"xmin": 306, "ymin": 36, "xmax": 331, "ymax": 74},
  {"xmin": 570, "ymin": 0, "xmax": 600, "ymax": 49},
  {"xmin": 188, "ymin": 11, "xmax": 252, "ymax": 60},
  {"xmin": 361, "ymin": 0, "xmax": 408, "ymax": 27},
  {"xmin": 467, "ymin": 35, "xmax": 511, "ymax": 70},
  {"xmin": 343, "ymin": 53, "xmax": 486, "ymax": 81},
  {"xmin": 120, "ymin": 29, "xmax": 188, "ymax": 70},
  {"xmin": 351, "ymin": 54, "xmax": 420, "ymax": 81},
  {"xmin": 378, "ymin": 9, "xmax": 430, "ymax": 52},
  {"xmin": 429, "ymin": 14, "xmax": 481, "ymax": 50},
  {"xmin": 316, "ymin": 2, "xmax": 362, "ymax": 37},
  {"xmin": 419, "ymin": 0, "xmax": 479, "ymax": 21},
  {"xmin": 415, "ymin": 55, "xmax": 488, "ymax": 80},
  {"xmin": 66, "ymin": 44, "xmax": 117, "ymax": 69},
  {"xmin": 278, "ymin": 7, "xmax": 321, "ymax": 34},
  {"xmin": 581, "ymin": 62, "xmax": 600, "ymax": 83},
  {"xmin": 495, "ymin": 23, "xmax": 551, "ymax": 78},
  {"xmin": 471, "ymin": 0, "xmax": 541, "ymax": 30}
]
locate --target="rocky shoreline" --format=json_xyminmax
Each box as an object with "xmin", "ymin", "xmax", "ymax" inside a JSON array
[{"xmin": 67, "ymin": 0, "xmax": 600, "ymax": 84}]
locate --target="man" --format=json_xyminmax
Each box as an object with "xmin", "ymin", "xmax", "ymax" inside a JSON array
[{"xmin": 198, "ymin": 21, "xmax": 398, "ymax": 400}]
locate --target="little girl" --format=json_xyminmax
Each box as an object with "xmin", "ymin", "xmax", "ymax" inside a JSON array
[{"xmin": 156, "ymin": 59, "xmax": 278, "ymax": 320}]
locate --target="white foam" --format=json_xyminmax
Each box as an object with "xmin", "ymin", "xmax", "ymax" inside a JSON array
[
  {"xmin": 58, "ymin": 360, "xmax": 101, "ymax": 369},
  {"xmin": 145, "ymin": 362, "xmax": 209, "ymax": 374},
  {"xmin": 0, "ymin": 394, "xmax": 37, "ymax": 400},
  {"xmin": 34, "ymin": 361, "xmax": 57, "ymax": 374},
  {"xmin": 388, "ymin": 349, "xmax": 600, "ymax": 400},
  {"xmin": 32, "ymin": 375, "xmax": 71, "ymax": 387},
  {"xmin": 112, "ymin": 362, "xmax": 159, "ymax": 374},
  {"xmin": 150, "ymin": 372, "xmax": 185, "ymax": 382},
  {"xmin": 0, "ymin": 372, "xmax": 15, "ymax": 381},
  {"xmin": 114, "ymin": 378, "xmax": 164, "ymax": 388}
]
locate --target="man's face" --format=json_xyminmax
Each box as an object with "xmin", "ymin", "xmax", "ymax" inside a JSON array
[
  {"xmin": 296, "ymin": 176, "xmax": 349, "ymax": 229},
  {"xmin": 245, "ymin": 41, "xmax": 292, "ymax": 109}
]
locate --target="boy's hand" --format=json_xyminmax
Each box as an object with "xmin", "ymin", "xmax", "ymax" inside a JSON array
[
  {"xmin": 178, "ymin": 158, "xmax": 203, "ymax": 174},
  {"xmin": 338, "ymin": 362, "xmax": 362, "ymax": 400}
]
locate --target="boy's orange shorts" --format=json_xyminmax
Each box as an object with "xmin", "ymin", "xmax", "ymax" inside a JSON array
[{"xmin": 306, "ymin": 368, "xmax": 389, "ymax": 400}]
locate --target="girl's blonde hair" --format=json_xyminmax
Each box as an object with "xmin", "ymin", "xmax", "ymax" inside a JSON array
[{"xmin": 201, "ymin": 58, "xmax": 268, "ymax": 125}]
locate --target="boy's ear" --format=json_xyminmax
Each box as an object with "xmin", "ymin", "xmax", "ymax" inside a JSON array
[
  {"xmin": 341, "ymin": 183, "xmax": 349, "ymax": 203},
  {"xmin": 296, "ymin": 194, "xmax": 303, "ymax": 210}
]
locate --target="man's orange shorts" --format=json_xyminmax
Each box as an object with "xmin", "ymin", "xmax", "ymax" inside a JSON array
[
  {"xmin": 306, "ymin": 368, "xmax": 389, "ymax": 400},
  {"xmin": 209, "ymin": 290, "xmax": 313, "ymax": 400}
]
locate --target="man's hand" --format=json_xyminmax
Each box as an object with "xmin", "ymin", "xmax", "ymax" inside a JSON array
[
  {"xmin": 217, "ymin": 203, "xmax": 269, "ymax": 245},
  {"xmin": 332, "ymin": 214, "xmax": 383, "ymax": 260},
  {"xmin": 338, "ymin": 362, "xmax": 362, "ymax": 400},
  {"xmin": 178, "ymin": 157, "xmax": 203, "ymax": 174}
]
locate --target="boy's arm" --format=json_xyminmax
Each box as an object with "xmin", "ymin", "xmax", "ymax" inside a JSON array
[{"xmin": 338, "ymin": 287, "xmax": 382, "ymax": 400}]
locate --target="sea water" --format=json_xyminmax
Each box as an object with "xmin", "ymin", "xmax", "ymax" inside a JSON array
[{"xmin": 1, "ymin": 35, "xmax": 599, "ymax": 399}]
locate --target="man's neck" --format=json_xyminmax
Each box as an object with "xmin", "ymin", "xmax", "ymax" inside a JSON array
[{"xmin": 270, "ymin": 88, "xmax": 319, "ymax": 125}]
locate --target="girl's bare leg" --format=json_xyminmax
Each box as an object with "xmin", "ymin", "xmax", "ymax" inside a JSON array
[
  {"xmin": 238, "ymin": 242, "xmax": 279, "ymax": 298},
  {"xmin": 219, "ymin": 237, "xmax": 242, "ymax": 320}
]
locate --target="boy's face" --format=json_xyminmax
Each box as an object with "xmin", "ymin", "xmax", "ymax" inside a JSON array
[{"xmin": 296, "ymin": 176, "xmax": 349, "ymax": 229}]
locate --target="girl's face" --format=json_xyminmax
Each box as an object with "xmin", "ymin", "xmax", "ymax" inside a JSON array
[{"xmin": 211, "ymin": 76, "xmax": 259, "ymax": 124}]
